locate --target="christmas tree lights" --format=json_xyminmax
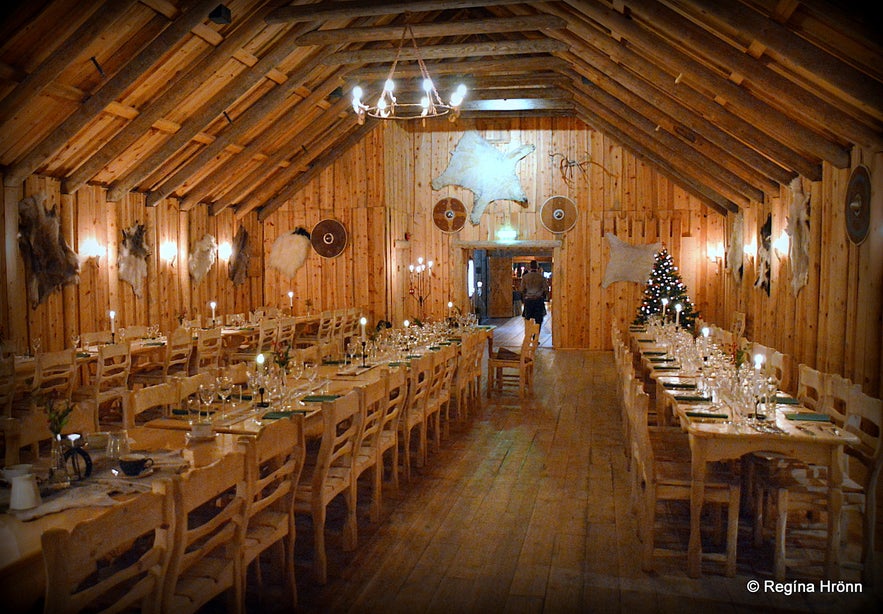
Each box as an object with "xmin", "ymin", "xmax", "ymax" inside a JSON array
[{"xmin": 634, "ymin": 248, "xmax": 700, "ymax": 331}]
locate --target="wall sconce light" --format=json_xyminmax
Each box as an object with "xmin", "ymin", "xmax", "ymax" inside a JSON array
[
  {"xmin": 217, "ymin": 241, "xmax": 232, "ymax": 261},
  {"xmin": 79, "ymin": 237, "xmax": 106, "ymax": 264},
  {"xmin": 772, "ymin": 230, "xmax": 789, "ymax": 258},
  {"xmin": 159, "ymin": 241, "xmax": 178, "ymax": 264},
  {"xmin": 496, "ymin": 224, "xmax": 518, "ymax": 243},
  {"xmin": 743, "ymin": 240, "xmax": 757, "ymax": 260},
  {"xmin": 706, "ymin": 242, "xmax": 724, "ymax": 265}
]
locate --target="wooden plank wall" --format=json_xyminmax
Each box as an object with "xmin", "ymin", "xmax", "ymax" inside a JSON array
[
  {"xmin": 720, "ymin": 149, "xmax": 883, "ymax": 397},
  {"xmin": 380, "ymin": 117, "xmax": 722, "ymax": 351}
]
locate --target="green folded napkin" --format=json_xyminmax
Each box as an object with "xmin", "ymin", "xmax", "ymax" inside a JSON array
[
  {"xmin": 663, "ymin": 382, "xmax": 697, "ymax": 390},
  {"xmin": 649, "ymin": 357, "xmax": 675, "ymax": 363},
  {"xmin": 262, "ymin": 410, "xmax": 309, "ymax": 419},
  {"xmin": 447, "ymin": 337, "xmax": 462, "ymax": 342},
  {"xmin": 239, "ymin": 394, "xmax": 253, "ymax": 401},
  {"xmin": 638, "ymin": 338, "xmax": 655, "ymax": 342},
  {"xmin": 387, "ymin": 361, "xmax": 406, "ymax": 367},
  {"xmin": 171, "ymin": 409, "xmax": 190, "ymax": 416},
  {"xmin": 776, "ymin": 396, "xmax": 800, "ymax": 405},
  {"xmin": 674, "ymin": 394, "xmax": 711, "ymax": 402},
  {"xmin": 406, "ymin": 354, "xmax": 422, "ymax": 359},
  {"xmin": 654, "ymin": 366, "xmax": 680, "ymax": 371},
  {"xmin": 301, "ymin": 394, "xmax": 341, "ymax": 403},
  {"xmin": 143, "ymin": 341, "xmax": 165, "ymax": 346},
  {"xmin": 644, "ymin": 351, "xmax": 667, "ymax": 356},
  {"xmin": 438, "ymin": 342, "xmax": 453, "ymax": 346},
  {"xmin": 686, "ymin": 411, "xmax": 728, "ymax": 419},
  {"xmin": 76, "ymin": 352, "xmax": 91, "ymax": 358},
  {"xmin": 785, "ymin": 412, "xmax": 831, "ymax": 422},
  {"xmin": 322, "ymin": 360, "xmax": 345, "ymax": 365},
  {"xmin": 429, "ymin": 346, "xmax": 441, "ymax": 351}
]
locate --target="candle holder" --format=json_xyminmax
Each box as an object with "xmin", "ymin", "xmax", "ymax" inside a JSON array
[
  {"xmin": 408, "ymin": 257, "xmax": 434, "ymax": 320},
  {"xmin": 361, "ymin": 340, "xmax": 367, "ymax": 368},
  {"xmin": 110, "ymin": 332, "xmax": 115, "ymax": 344}
]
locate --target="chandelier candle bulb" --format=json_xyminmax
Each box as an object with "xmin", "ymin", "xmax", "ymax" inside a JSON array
[
  {"xmin": 661, "ymin": 297, "xmax": 669, "ymax": 317},
  {"xmin": 288, "ymin": 291, "xmax": 294, "ymax": 308},
  {"xmin": 210, "ymin": 301, "xmax": 217, "ymax": 326},
  {"xmin": 109, "ymin": 310, "xmax": 115, "ymax": 334},
  {"xmin": 674, "ymin": 302, "xmax": 683, "ymax": 327}
]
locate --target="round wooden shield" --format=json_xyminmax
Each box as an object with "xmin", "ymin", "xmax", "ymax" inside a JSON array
[
  {"xmin": 845, "ymin": 165, "xmax": 871, "ymax": 245},
  {"xmin": 540, "ymin": 195, "xmax": 577, "ymax": 233},
  {"xmin": 432, "ymin": 197, "xmax": 466, "ymax": 233},
  {"xmin": 311, "ymin": 219, "xmax": 347, "ymax": 258}
]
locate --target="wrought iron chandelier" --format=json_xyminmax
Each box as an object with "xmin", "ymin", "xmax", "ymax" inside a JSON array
[{"xmin": 352, "ymin": 25, "xmax": 467, "ymax": 123}]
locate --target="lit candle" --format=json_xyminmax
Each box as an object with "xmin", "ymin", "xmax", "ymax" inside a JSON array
[
  {"xmin": 701, "ymin": 327, "xmax": 710, "ymax": 338},
  {"xmin": 109, "ymin": 310, "xmax": 116, "ymax": 334},
  {"xmin": 674, "ymin": 303, "xmax": 683, "ymax": 327},
  {"xmin": 209, "ymin": 300, "xmax": 217, "ymax": 325},
  {"xmin": 403, "ymin": 319, "xmax": 410, "ymax": 328},
  {"xmin": 754, "ymin": 353, "xmax": 764, "ymax": 370},
  {"xmin": 448, "ymin": 301, "xmax": 453, "ymax": 312},
  {"xmin": 661, "ymin": 297, "xmax": 669, "ymax": 317},
  {"xmin": 287, "ymin": 290, "xmax": 294, "ymax": 308},
  {"xmin": 360, "ymin": 316, "xmax": 367, "ymax": 341},
  {"xmin": 256, "ymin": 353, "xmax": 265, "ymax": 368}
]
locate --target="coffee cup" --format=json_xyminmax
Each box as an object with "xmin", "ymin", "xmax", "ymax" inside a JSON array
[
  {"xmin": 9, "ymin": 474, "xmax": 41, "ymax": 510},
  {"xmin": 118, "ymin": 454, "xmax": 153, "ymax": 477}
]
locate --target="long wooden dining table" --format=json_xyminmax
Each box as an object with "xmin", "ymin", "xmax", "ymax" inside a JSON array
[{"xmin": 629, "ymin": 326, "xmax": 860, "ymax": 579}]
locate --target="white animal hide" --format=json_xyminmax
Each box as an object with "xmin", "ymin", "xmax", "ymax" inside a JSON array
[
  {"xmin": 786, "ymin": 177, "xmax": 810, "ymax": 297},
  {"xmin": 188, "ymin": 233, "xmax": 217, "ymax": 285},
  {"xmin": 431, "ymin": 131, "xmax": 535, "ymax": 225},
  {"xmin": 229, "ymin": 225, "xmax": 250, "ymax": 287},
  {"xmin": 602, "ymin": 233, "xmax": 661, "ymax": 288},
  {"xmin": 119, "ymin": 222, "xmax": 150, "ymax": 298},
  {"xmin": 754, "ymin": 214, "xmax": 772, "ymax": 296},
  {"xmin": 726, "ymin": 211, "xmax": 744, "ymax": 285},
  {"xmin": 268, "ymin": 227, "xmax": 311, "ymax": 278}
]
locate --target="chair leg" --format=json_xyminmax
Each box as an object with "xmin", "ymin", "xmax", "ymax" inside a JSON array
[
  {"xmin": 774, "ymin": 487, "xmax": 788, "ymax": 581},
  {"xmin": 401, "ymin": 428, "xmax": 411, "ymax": 483},
  {"xmin": 313, "ymin": 504, "xmax": 328, "ymax": 584},
  {"xmin": 726, "ymin": 485, "xmax": 741, "ymax": 577},
  {"xmin": 389, "ymin": 443, "xmax": 400, "ymax": 491},
  {"xmin": 641, "ymin": 486, "xmax": 656, "ymax": 571},
  {"xmin": 371, "ymin": 463, "xmax": 382, "ymax": 523},
  {"xmin": 343, "ymin": 482, "xmax": 358, "ymax": 551}
]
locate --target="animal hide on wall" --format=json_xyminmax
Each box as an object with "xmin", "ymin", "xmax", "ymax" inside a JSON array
[
  {"xmin": 18, "ymin": 194, "xmax": 80, "ymax": 309},
  {"xmin": 119, "ymin": 222, "xmax": 150, "ymax": 298},
  {"xmin": 268, "ymin": 227, "xmax": 311, "ymax": 278},
  {"xmin": 229, "ymin": 225, "xmax": 250, "ymax": 287},
  {"xmin": 431, "ymin": 131, "xmax": 535, "ymax": 225},
  {"xmin": 601, "ymin": 233, "xmax": 661, "ymax": 288},
  {"xmin": 726, "ymin": 211, "xmax": 744, "ymax": 285},
  {"xmin": 786, "ymin": 177, "xmax": 810, "ymax": 297},
  {"xmin": 754, "ymin": 214, "xmax": 772, "ymax": 296},
  {"xmin": 188, "ymin": 233, "xmax": 216, "ymax": 285}
]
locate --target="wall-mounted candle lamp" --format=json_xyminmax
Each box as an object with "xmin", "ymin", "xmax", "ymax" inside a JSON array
[
  {"xmin": 159, "ymin": 241, "xmax": 178, "ymax": 265},
  {"xmin": 79, "ymin": 237, "xmax": 106, "ymax": 266},
  {"xmin": 772, "ymin": 230, "xmax": 790, "ymax": 259},
  {"xmin": 217, "ymin": 241, "xmax": 233, "ymax": 261}
]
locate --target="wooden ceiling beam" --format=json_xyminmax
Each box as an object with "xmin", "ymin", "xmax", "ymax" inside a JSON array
[
  {"xmin": 322, "ymin": 38, "xmax": 568, "ymax": 65},
  {"xmin": 197, "ymin": 98, "xmax": 352, "ymax": 214},
  {"xmin": 550, "ymin": 3, "xmax": 823, "ymax": 181},
  {"xmin": 267, "ymin": 0, "xmax": 528, "ymax": 24},
  {"xmin": 0, "ymin": 0, "xmax": 131, "ymax": 128},
  {"xmin": 62, "ymin": 0, "xmax": 291, "ymax": 195},
  {"xmin": 630, "ymin": 0, "xmax": 882, "ymax": 149},
  {"xmin": 563, "ymin": 1, "xmax": 849, "ymax": 171},
  {"xmin": 2, "ymin": 0, "xmax": 222, "ymax": 187},
  {"xmin": 348, "ymin": 55, "xmax": 569, "ymax": 79},
  {"xmin": 672, "ymin": 0, "xmax": 883, "ymax": 119},
  {"xmin": 146, "ymin": 68, "xmax": 349, "ymax": 207},
  {"xmin": 568, "ymin": 83, "xmax": 757, "ymax": 206},
  {"xmin": 571, "ymin": 97, "xmax": 732, "ymax": 215},
  {"xmin": 255, "ymin": 123, "xmax": 376, "ymax": 221},
  {"xmin": 294, "ymin": 15, "xmax": 566, "ymax": 46}
]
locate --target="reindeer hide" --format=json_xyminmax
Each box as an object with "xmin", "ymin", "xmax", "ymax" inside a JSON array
[
  {"xmin": 229, "ymin": 225, "xmax": 251, "ymax": 286},
  {"xmin": 786, "ymin": 177, "xmax": 810, "ymax": 297},
  {"xmin": 601, "ymin": 233, "xmax": 661, "ymax": 288},
  {"xmin": 119, "ymin": 222, "xmax": 150, "ymax": 297},
  {"xmin": 755, "ymin": 214, "xmax": 772, "ymax": 296},
  {"xmin": 431, "ymin": 131, "xmax": 535, "ymax": 225},
  {"xmin": 188, "ymin": 233, "xmax": 217, "ymax": 285},
  {"xmin": 268, "ymin": 227, "xmax": 311, "ymax": 278},
  {"xmin": 18, "ymin": 194, "xmax": 80, "ymax": 308},
  {"xmin": 726, "ymin": 211, "xmax": 744, "ymax": 285}
]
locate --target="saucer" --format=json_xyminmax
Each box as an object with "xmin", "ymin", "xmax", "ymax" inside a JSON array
[{"xmin": 121, "ymin": 467, "xmax": 154, "ymax": 479}]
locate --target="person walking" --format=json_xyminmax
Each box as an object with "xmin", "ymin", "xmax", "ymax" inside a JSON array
[{"xmin": 520, "ymin": 260, "xmax": 549, "ymax": 328}]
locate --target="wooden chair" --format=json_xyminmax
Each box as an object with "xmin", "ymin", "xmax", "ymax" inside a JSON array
[
  {"xmin": 379, "ymin": 367, "xmax": 408, "ymax": 492},
  {"xmin": 72, "ymin": 343, "xmax": 131, "ymax": 431},
  {"xmin": 423, "ymin": 350, "xmax": 446, "ymax": 455},
  {"xmin": 80, "ymin": 330, "xmax": 112, "ymax": 347},
  {"xmin": 627, "ymin": 382, "xmax": 741, "ymax": 575},
  {"xmin": 823, "ymin": 373, "xmax": 860, "ymax": 429},
  {"xmin": 227, "ymin": 318, "xmax": 278, "ymax": 364},
  {"xmin": 399, "ymin": 353, "xmax": 432, "ymax": 482},
  {"xmin": 487, "ymin": 318, "xmax": 540, "ymax": 398},
  {"xmin": 162, "ymin": 438, "xmax": 252, "ymax": 614},
  {"xmin": 121, "ymin": 325, "xmax": 150, "ymax": 340},
  {"xmin": 276, "ymin": 316, "xmax": 297, "ymax": 348},
  {"xmin": 293, "ymin": 389, "xmax": 362, "ymax": 584},
  {"xmin": 125, "ymin": 381, "xmax": 177, "ymax": 429},
  {"xmin": 730, "ymin": 311, "xmax": 746, "ymax": 338},
  {"xmin": 352, "ymin": 377, "xmax": 387, "ymax": 523},
  {"xmin": 796, "ymin": 364, "xmax": 825, "ymax": 412},
  {"xmin": 30, "ymin": 349, "xmax": 77, "ymax": 404},
  {"xmin": 130, "ymin": 326, "xmax": 193, "ymax": 387},
  {"xmin": 42, "ymin": 479, "xmax": 175, "ymax": 614},
  {"xmin": 434, "ymin": 344, "xmax": 459, "ymax": 439},
  {"xmin": 243, "ymin": 414, "xmax": 306, "ymax": 609},
  {"xmin": 192, "ymin": 326, "xmax": 222, "ymax": 374}
]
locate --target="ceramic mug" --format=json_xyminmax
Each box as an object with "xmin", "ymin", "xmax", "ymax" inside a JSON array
[{"xmin": 118, "ymin": 454, "xmax": 153, "ymax": 477}]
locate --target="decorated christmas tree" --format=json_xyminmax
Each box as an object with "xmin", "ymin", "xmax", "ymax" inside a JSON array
[{"xmin": 634, "ymin": 248, "xmax": 700, "ymax": 331}]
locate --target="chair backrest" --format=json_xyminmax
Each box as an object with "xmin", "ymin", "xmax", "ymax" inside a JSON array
[
  {"xmin": 127, "ymin": 382, "xmax": 177, "ymax": 428},
  {"xmin": 824, "ymin": 373, "xmax": 860, "ymax": 428},
  {"xmin": 32, "ymin": 349, "xmax": 76, "ymax": 401},
  {"xmin": 163, "ymin": 439, "xmax": 251, "ymax": 613},
  {"xmin": 845, "ymin": 388, "xmax": 883, "ymax": 476},
  {"xmin": 163, "ymin": 326, "xmax": 193, "ymax": 378},
  {"xmin": 42, "ymin": 479, "xmax": 175, "ymax": 614},
  {"xmin": 427, "ymin": 350, "xmax": 446, "ymax": 404},
  {"xmin": 767, "ymin": 350, "xmax": 787, "ymax": 390},
  {"xmin": 730, "ymin": 311, "xmax": 746, "ymax": 337},
  {"xmin": 313, "ymin": 390, "xmax": 362, "ymax": 492},
  {"xmin": 93, "ymin": 343, "xmax": 131, "ymax": 392},
  {"xmin": 0, "ymin": 353, "xmax": 14, "ymax": 416},
  {"xmin": 277, "ymin": 316, "xmax": 297, "ymax": 347},
  {"xmin": 405, "ymin": 353, "xmax": 433, "ymax": 421},
  {"xmin": 357, "ymin": 377, "xmax": 387, "ymax": 455},
  {"xmin": 317, "ymin": 311, "xmax": 336, "ymax": 341},
  {"xmin": 224, "ymin": 362, "xmax": 249, "ymax": 385},
  {"xmin": 122, "ymin": 325, "xmax": 150, "ymax": 340},
  {"xmin": 293, "ymin": 344, "xmax": 320, "ymax": 365},
  {"xmin": 626, "ymin": 380, "xmax": 653, "ymax": 483},
  {"xmin": 249, "ymin": 414, "xmax": 305, "ymax": 524},
  {"xmin": 797, "ymin": 363, "xmax": 825, "ymax": 411},
  {"xmin": 81, "ymin": 330, "xmax": 112, "ymax": 347},
  {"xmin": 257, "ymin": 318, "xmax": 279, "ymax": 353},
  {"xmin": 383, "ymin": 367, "xmax": 408, "ymax": 436},
  {"xmin": 521, "ymin": 319, "xmax": 541, "ymax": 362},
  {"xmin": 176, "ymin": 372, "xmax": 213, "ymax": 404},
  {"xmin": 195, "ymin": 326, "xmax": 222, "ymax": 371}
]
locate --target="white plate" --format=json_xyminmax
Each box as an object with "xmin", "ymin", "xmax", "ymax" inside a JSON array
[{"xmin": 186, "ymin": 432, "xmax": 217, "ymax": 444}]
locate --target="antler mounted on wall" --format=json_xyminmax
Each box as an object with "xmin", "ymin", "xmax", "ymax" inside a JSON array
[{"xmin": 549, "ymin": 151, "xmax": 615, "ymax": 187}]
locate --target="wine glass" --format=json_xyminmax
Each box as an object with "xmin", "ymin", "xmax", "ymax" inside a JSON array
[
  {"xmin": 31, "ymin": 336, "xmax": 41, "ymax": 356},
  {"xmin": 216, "ymin": 375, "xmax": 233, "ymax": 419},
  {"xmin": 198, "ymin": 383, "xmax": 215, "ymax": 422},
  {"xmin": 70, "ymin": 333, "xmax": 80, "ymax": 350},
  {"xmin": 305, "ymin": 361, "xmax": 318, "ymax": 388}
]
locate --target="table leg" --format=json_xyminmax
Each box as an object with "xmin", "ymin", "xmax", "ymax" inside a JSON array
[
  {"xmin": 689, "ymin": 440, "xmax": 707, "ymax": 578},
  {"xmin": 826, "ymin": 445, "xmax": 843, "ymax": 578}
]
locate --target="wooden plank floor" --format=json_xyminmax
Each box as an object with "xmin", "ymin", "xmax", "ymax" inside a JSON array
[{"xmin": 235, "ymin": 332, "xmax": 881, "ymax": 614}]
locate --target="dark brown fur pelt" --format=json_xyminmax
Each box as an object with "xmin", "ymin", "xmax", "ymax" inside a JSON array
[
  {"xmin": 229, "ymin": 225, "xmax": 250, "ymax": 286},
  {"xmin": 18, "ymin": 194, "xmax": 80, "ymax": 309},
  {"xmin": 119, "ymin": 222, "xmax": 150, "ymax": 297}
]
